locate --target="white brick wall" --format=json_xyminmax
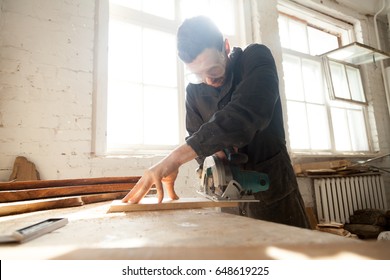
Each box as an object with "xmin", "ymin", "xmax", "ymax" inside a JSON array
[{"xmin": 0, "ymin": 0, "xmax": 389, "ymax": 205}]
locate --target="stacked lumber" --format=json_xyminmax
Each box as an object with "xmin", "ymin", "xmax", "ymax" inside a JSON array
[
  {"xmin": 316, "ymin": 223, "xmax": 355, "ymax": 238},
  {"xmin": 293, "ymin": 159, "xmax": 372, "ymax": 176},
  {"xmin": 293, "ymin": 160, "xmax": 351, "ymax": 176},
  {"xmin": 0, "ymin": 176, "xmax": 142, "ymax": 216}
]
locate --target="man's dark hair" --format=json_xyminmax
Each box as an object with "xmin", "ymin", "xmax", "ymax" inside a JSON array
[{"xmin": 177, "ymin": 16, "xmax": 224, "ymax": 63}]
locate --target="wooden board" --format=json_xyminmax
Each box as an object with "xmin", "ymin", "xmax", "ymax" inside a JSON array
[
  {"xmin": 0, "ymin": 192, "xmax": 129, "ymax": 216},
  {"xmin": 0, "ymin": 182, "xmax": 137, "ymax": 202},
  {"xmin": 0, "ymin": 176, "xmax": 141, "ymax": 190},
  {"xmin": 0, "ymin": 176, "xmax": 146, "ymax": 216},
  {"xmin": 108, "ymin": 197, "xmax": 239, "ymax": 212},
  {"xmin": 8, "ymin": 156, "xmax": 40, "ymax": 181}
]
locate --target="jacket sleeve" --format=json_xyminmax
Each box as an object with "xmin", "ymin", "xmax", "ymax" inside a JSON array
[
  {"xmin": 185, "ymin": 86, "xmax": 206, "ymax": 165},
  {"xmin": 186, "ymin": 44, "xmax": 280, "ymax": 158}
]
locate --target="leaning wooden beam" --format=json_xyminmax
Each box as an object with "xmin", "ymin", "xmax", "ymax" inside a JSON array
[
  {"xmin": 0, "ymin": 192, "xmax": 129, "ymax": 217},
  {"xmin": 0, "ymin": 176, "xmax": 141, "ymax": 190},
  {"xmin": 0, "ymin": 182, "xmax": 137, "ymax": 203}
]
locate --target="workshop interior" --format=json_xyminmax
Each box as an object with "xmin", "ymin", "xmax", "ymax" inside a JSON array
[{"xmin": 1, "ymin": 0, "xmax": 390, "ymax": 260}]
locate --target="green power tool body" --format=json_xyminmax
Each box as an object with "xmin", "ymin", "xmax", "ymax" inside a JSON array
[{"xmin": 199, "ymin": 154, "xmax": 270, "ymax": 202}]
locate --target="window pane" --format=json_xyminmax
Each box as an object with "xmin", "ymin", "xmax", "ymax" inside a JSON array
[
  {"xmin": 282, "ymin": 55, "xmax": 304, "ymax": 101},
  {"xmin": 209, "ymin": 0, "xmax": 235, "ymax": 35},
  {"xmin": 110, "ymin": 0, "xmax": 175, "ymax": 20},
  {"xmin": 278, "ymin": 15, "xmax": 290, "ymax": 49},
  {"xmin": 108, "ymin": 21, "xmax": 142, "ymax": 83},
  {"xmin": 144, "ymin": 86, "xmax": 179, "ymax": 145},
  {"xmin": 180, "ymin": 0, "xmax": 236, "ymax": 35},
  {"xmin": 331, "ymin": 107, "xmax": 351, "ymax": 151},
  {"xmin": 307, "ymin": 104, "xmax": 331, "ymax": 150},
  {"xmin": 107, "ymin": 82, "xmax": 143, "ymax": 147},
  {"xmin": 346, "ymin": 66, "xmax": 365, "ymax": 102},
  {"xmin": 308, "ymin": 26, "xmax": 339, "ymax": 55},
  {"xmin": 107, "ymin": 24, "xmax": 179, "ymax": 149},
  {"xmin": 348, "ymin": 109, "xmax": 369, "ymax": 151},
  {"xmin": 329, "ymin": 61, "xmax": 350, "ymax": 99},
  {"xmin": 289, "ymin": 19, "xmax": 309, "ymax": 54},
  {"xmin": 143, "ymin": 29, "xmax": 177, "ymax": 87},
  {"xmin": 110, "ymin": 0, "xmax": 141, "ymax": 10},
  {"xmin": 143, "ymin": 0, "xmax": 175, "ymax": 20},
  {"xmin": 287, "ymin": 101, "xmax": 310, "ymax": 149},
  {"xmin": 301, "ymin": 59, "xmax": 324, "ymax": 104}
]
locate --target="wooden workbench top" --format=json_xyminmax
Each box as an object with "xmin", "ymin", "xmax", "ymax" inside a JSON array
[{"xmin": 0, "ymin": 201, "xmax": 389, "ymax": 260}]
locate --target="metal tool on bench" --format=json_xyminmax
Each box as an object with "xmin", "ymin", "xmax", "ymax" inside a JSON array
[
  {"xmin": 0, "ymin": 218, "xmax": 68, "ymax": 244},
  {"xmin": 198, "ymin": 149, "xmax": 270, "ymax": 202}
]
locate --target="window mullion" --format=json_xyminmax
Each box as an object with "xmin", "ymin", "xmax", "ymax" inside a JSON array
[
  {"xmin": 344, "ymin": 64, "xmax": 354, "ymax": 100},
  {"xmin": 299, "ymin": 57, "xmax": 312, "ymax": 149},
  {"xmin": 362, "ymin": 106, "xmax": 374, "ymax": 151},
  {"xmin": 323, "ymin": 71, "xmax": 337, "ymax": 154}
]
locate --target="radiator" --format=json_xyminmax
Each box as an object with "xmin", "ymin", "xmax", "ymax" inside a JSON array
[{"xmin": 313, "ymin": 174, "xmax": 388, "ymax": 224}]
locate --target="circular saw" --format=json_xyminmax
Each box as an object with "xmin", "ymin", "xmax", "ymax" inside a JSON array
[{"xmin": 198, "ymin": 155, "xmax": 269, "ymax": 202}]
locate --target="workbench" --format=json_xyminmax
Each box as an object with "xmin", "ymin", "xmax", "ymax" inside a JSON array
[{"xmin": 1, "ymin": 201, "xmax": 389, "ymax": 260}]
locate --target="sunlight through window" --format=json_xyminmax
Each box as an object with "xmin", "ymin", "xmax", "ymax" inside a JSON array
[{"xmin": 103, "ymin": 0, "xmax": 239, "ymax": 154}]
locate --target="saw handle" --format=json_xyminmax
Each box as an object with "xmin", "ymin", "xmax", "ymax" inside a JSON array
[{"xmin": 224, "ymin": 147, "xmax": 248, "ymax": 165}]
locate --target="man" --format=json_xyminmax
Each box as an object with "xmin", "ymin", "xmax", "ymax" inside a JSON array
[{"xmin": 122, "ymin": 16, "xmax": 310, "ymax": 229}]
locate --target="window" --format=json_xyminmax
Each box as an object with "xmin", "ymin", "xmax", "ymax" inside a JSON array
[
  {"xmin": 278, "ymin": 8, "xmax": 372, "ymax": 154},
  {"xmin": 94, "ymin": 0, "xmax": 245, "ymax": 155},
  {"xmin": 326, "ymin": 59, "xmax": 366, "ymax": 103}
]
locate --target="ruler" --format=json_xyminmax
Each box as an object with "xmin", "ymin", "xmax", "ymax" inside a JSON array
[{"xmin": 0, "ymin": 218, "xmax": 68, "ymax": 244}]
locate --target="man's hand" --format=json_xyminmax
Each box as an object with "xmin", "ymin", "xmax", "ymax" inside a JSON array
[
  {"xmin": 121, "ymin": 143, "xmax": 197, "ymax": 204},
  {"xmin": 121, "ymin": 168, "xmax": 179, "ymax": 204}
]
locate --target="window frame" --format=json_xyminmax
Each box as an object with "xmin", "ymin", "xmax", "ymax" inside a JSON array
[
  {"xmin": 277, "ymin": 1, "xmax": 375, "ymax": 155},
  {"xmin": 323, "ymin": 57, "xmax": 367, "ymax": 104},
  {"xmin": 105, "ymin": 3, "xmax": 185, "ymax": 155},
  {"xmin": 93, "ymin": 0, "xmax": 246, "ymax": 156},
  {"xmin": 94, "ymin": 0, "xmax": 185, "ymax": 156}
]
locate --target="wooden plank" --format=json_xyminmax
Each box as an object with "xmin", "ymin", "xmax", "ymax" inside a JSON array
[
  {"xmin": 0, "ymin": 192, "xmax": 129, "ymax": 216},
  {"xmin": 0, "ymin": 176, "xmax": 141, "ymax": 190},
  {"xmin": 305, "ymin": 207, "xmax": 318, "ymax": 230},
  {"xmin": 0, "ymin": 182, "xmax": 136, "ymax": 202},
  {"xmin": 108, "ymin": 197, "xmax": 239, "ymax": 213}
]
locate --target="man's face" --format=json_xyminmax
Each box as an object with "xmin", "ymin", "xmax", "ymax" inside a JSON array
[{"xmin": 186, "ymin": 48, "xmax": 227, "ymax": 88}]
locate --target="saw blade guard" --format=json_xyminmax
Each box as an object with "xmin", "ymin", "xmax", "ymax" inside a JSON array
[
  {"xmin": 200, "ymin": 155, "xmax": 269, "ymax": 199},
  {"xmin": 201, "ymin": 155, "xmax": 233, "ymax": 197},
  {"xmin": 230, "ymin": 166, "xmax": 269, "ymax": 193}
]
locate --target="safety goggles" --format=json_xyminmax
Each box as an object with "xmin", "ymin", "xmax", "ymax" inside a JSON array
[{"xmin": 185, "ymin": 47, "xmax": 227, "ymax": 84}]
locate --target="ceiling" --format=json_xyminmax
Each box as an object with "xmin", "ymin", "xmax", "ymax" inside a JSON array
[{"xmin": 336, "ymin": 0, "xmax": 390, "ymax": 16}]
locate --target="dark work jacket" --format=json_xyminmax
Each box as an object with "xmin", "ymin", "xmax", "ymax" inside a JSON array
[
  {"xmin": 185, "ymin": 44, "xmax": 310, "ymax": 228},
  {"xmin": 185, "ymin": 44, "xmax": 285, "ymax": 168}
]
